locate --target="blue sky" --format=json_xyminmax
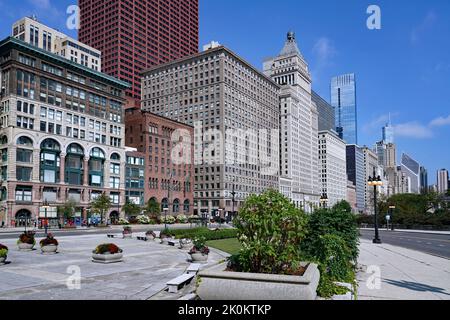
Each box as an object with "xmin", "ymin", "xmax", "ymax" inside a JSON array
[{"xmin": 0, "ymin": 0, "xmax": 449, "ymax": 184}]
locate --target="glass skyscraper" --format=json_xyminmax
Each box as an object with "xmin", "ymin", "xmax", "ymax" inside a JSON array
[{"xmin": 331, "ymin": 73, "xmax": 357, "ymax": 144}]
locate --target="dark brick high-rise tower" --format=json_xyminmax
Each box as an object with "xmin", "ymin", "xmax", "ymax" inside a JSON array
[{"xmin": 79, "ymin": 0, "xmax": 199, "ymax": 102}]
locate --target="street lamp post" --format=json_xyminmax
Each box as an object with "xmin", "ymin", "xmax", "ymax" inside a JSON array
[
  {"xmin": 163, "ymin": 207, "xmax": 169, "ymax": 230},
  {"xmin": 231, "ymin": 179, "xmax": 236, "ymax": 222},
  {"xmin": 320, "ymin": 194, "xmax": 328, "ymax": 209},
  {"xmin": 42, "ymin": 199, "xmax": 50, "ymax": 236},
  {"xmin": 368, "ymin": 169, "xmax": 383, "ymax": 244},
  {"xmin": 389, "ymin": 205, "xmax": 396, "ymax": 231},
  {"xmin": 218, "ymin": 208, "xmax": 223, "ymax": 229}
]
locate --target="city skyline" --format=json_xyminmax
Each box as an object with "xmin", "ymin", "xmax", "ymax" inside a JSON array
[{"xmin": 0, "ymin": 0, "xmax": 449, "ymax": 184}]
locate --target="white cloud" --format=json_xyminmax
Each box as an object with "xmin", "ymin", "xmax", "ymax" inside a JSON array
[
  {"xmin": 312, "ymin": 37, "xmax": 336, "ymax": 64},
  {"xmin": 411, "ymin": 10, "xmax": 437, "ymax": 45},
  {"xmin": 29, "ymin": 0, "xmax": 50, "ymax": 9},
  {"xmin": 430, "ymin": 115, "xmax": 450, "ymax": 127},
  {"xmin": 394, "ymin": 122, "xmax": 433, "ymax": 139}
]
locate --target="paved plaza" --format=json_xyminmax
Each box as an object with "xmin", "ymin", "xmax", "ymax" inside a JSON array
[
  {"xmin": 357, "ymin": 239, "xmax": 450, "ymax": 300},
  {"xmin": 0, "ymin": 233, "xmax": 223, "ymax": 300}
]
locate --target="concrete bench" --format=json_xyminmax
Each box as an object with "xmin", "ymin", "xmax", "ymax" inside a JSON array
[
  {"xmin": 107, "ymin": 234, "xmax": 116, "ymax": 238},
  {"xmin": 136, "ymin": 236, "xmax": 148, "ymax": 241},
  {"xmin": 167, "ymin": 273, "xmax": 195, "ymax": 293},
  {"xmin": 187, "ymin": 263, "xmax": 201, "ymax": 275},
  {"xmin": 168, "ymin": 239, "xmax": 180, "ymax": 247}
]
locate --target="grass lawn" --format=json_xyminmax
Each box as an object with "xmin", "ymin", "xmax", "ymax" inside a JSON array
[{"xmin": 206, "ymin": 238, "xmax": 242, "ymax": 255}]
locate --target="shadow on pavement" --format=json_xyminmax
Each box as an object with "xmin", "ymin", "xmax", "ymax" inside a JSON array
[{"xmin": 384, "ymin": 279, "xmax": 450, "ymax": 296}]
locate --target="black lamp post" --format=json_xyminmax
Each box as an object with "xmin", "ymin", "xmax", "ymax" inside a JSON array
[
  {"xmin": 320, "ymin": 194, "xmax": 328, "ymax": 209},
  {"xmin": 231, "ymin": 179, "xmax": 236, "ymax": 222},
  {"xmin": 163, "ymin": 207, "xmax": 169, "ymax": 230},
  {"xmin": 368, "ymin": 169, "xmax": 383, "ymax": 244},
  {"xmin": 42, "ymin": 199, "xmax": 50, "ymax": 236},
  {"xmin": 389, "ymin": 205, "xmax": 396, "ymax": 231}
]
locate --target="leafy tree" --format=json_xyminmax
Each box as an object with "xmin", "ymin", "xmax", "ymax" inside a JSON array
[
  {"xmin": 91, "ymin": 193, "xmax": 111, "ymax": 225},
  {"xmin": 233, "ymin": 189, "xmax": 308, "ymax": 274},
  {"xmin": 57, "ymin": 198, "xmax": 77, "ymax": 224},
  {"xmin": 145, "ymin": 198, "xmax": 161, "ymax": 220},
  {"xmin": 122, "ymin": 201, "xmax": 141, "ymax": 218}
]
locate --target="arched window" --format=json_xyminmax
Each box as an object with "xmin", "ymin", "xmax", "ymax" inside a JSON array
[
  {"xmin": 17, "ymin": 136, "xmax": 33, "ymax": 146},
  {"xmin": 66, "ymin": 144, "xmax": 84, "ymax": 185},
  {"xmin": 0, "ymin": 135, "xmax": 8, "ymax": 145},
  {"xmin": 40, "ymin": 139, "xmax": 61, "ymax": 183},
  {"xmin": 89, "ymin": 148, "xmax": 105, "ymax": 187},
  {"xmin": 161, "ymin": 198, "xmax": 168, "ymax": 211},
  {"xmin": 173, "ymin": 199, "xmax": 180, "ymax": 213},
  {"xmin": 184, "ymin": 200, "xmax": 190, "ymax": 213},
  {"xmin": 111, "ymin": 153, "xmax": 121, "ymax": 161}
]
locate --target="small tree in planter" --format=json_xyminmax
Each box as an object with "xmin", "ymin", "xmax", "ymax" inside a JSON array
[
  {"xmin": 92, "ymin": 243, "xmax": 123, "ymax": 264},
  {"xmin": 17, "ymin": 231, "xmax": 36, "ymax": 251},
  {"xmin": 122, "ymin": 202, "xmax": 142, "ymax": 220},
  {"xmin": 40, "ymin": 233, "xmax": 59, "ymax": 254},
  {"xmin": 189, "ymin": 236, "xmax": 209, "ymax": 262},
  {"xmin": 122, "ymin": 226, "xmax": 133, "ymax": 238},
  {"xmin": 145, "ymin": 198, "xmax": 161, "ymax": 222},
  {"xmin": 196, "ymin": 190, "xmax": 320, "ymax": 301},
  {"xmin": 0, "ymin": 244, "xmax": 8, "ymax": 264}
]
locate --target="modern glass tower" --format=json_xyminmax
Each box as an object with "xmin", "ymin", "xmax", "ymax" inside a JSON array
[{"xmin": 331, "ymin": 74, "xmax": 357, "ymax": 144}]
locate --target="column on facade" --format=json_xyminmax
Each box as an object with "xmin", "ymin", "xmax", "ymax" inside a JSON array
[
  {"xmin": 32, "ymin": 148, "xmax": 41, "ymax": 183},
  {"xmin": 59, "ymin": 153, "xmax": 66, "ymax": 203},
  {"xmin": 104, "ymin": 160, "xmax": 110, "ymax": 190},
  {"xmin": 83, "ymin": 157, "xmax": 89, "ymax": 186}
]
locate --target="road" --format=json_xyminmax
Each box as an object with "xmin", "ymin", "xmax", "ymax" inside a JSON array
[{"xmin": 360, "ymin": 229, "xmax": 450, "ymax": 259}]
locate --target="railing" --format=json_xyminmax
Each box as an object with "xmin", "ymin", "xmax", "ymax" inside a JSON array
[{"xmin": 360, "ymin": 224, "xmax": 450, "ymax": 231}]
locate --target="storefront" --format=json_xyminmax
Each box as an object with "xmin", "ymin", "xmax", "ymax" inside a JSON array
[{"xmin": 38, "ymin": 206, "xmax": 58, "ymax": 229}]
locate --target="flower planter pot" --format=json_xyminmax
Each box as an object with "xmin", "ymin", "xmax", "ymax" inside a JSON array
[
  {"xmin": 146, "ymin": 235, "xmax": 155, "ymax": 241},
  {"xmin": 160, "ymin": 237, "xmax": 170, "ymax": 245},
  {"xmin": 331, "ymin": 282, "xmax": 354, "ymax": 301},
  {"xmin": 0, "ymin": 256, "xmax": 6, "ymax": 264},
  {"xmin": 122, "ymin": 233, "xmax": 132, "ymax": 239},
  {"xmin": 190, "ymin": 252, "xmax": 208, "ymax": 262},
  {"xmin": 197, "ymin": 262, "xmax": 320, "ymax": 300},
  {"xmin": 41, "ymin": 245, "xmax": 58, "ymax": 254},
  {"xmin": 18, "ymin": 243, "xmax": 35, "ymax": 251},
  {"xmin": 92, "ymin": 252, "xmax": 123, "ymax": 264}
]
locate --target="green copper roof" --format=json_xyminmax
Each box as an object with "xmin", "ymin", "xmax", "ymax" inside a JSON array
[{"xmin": 0, "ymin": 36, "xmax": 131, "ymax": 90}]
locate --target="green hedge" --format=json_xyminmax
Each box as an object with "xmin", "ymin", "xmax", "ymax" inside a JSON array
[{"xmin": 166, "ymin": 227, "xmax": 238, "ymax": 241}]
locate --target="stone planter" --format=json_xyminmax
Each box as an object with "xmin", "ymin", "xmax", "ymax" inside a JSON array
[
  {"xmin": 41, "ymin": 245, "xmax": 58, "ymax": 254},
  {"xmin": 160, "ymin": 237, "xmax": 170, "ymax": 245},
  {"xmin": 180, "ymin": 240, "xmax": 193, "ymax": 250},
  {"xmin": 190, "ymin": 252, "xmax": 209, "ymax": 262},
  {"xmin": 92, "ymin": 252, "xmax": 123, "ymax": 264},
  {"xmin": 197, "ymin": 262, "xmax": 320, "ymax": 301},
  {"xmin": 146, "ymin": 234, "xmax": 155, "ymax": 241},
  {"xmin": 18, "ymin": 242, "xmax": 35, "ymax": 251},
  {"xmin": 122, "ymin": 233, "xmax": 132, "ymax": 239},
  {"xmin": 0, "ymin": 256, "xmax": 6, "ymax": 264},
  {"xmin": 331, "ymin": 282, "xmax": 355, "ymax": 301}
]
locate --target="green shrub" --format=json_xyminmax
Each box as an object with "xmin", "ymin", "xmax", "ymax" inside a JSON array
[
  {"xmin": 302, "ymin": 201, "xmax": 359, "ymax": 263},
  {"xmin": 232, "ymin": 189, "xmax": 308, "ymax": 275},
  {"xmin": 166, "ymin": 227, "xmax": 238, "ymax": 241},
  {"xmin": 0, "ymin": 244, "xmax": 8, "ymax": 258},
  {"xmin": 161, "ymin": 215, "xmax": 176, "ymax": 225},
  {"xmin": 176, "ymin": 214, "xmax": 188, "ymax": 224}
]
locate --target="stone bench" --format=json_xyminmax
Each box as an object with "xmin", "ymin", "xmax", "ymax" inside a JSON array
[
  {"xmin": 168, "ymin": 239, "xmax": 180, "ymax": 247},
  {"xmin": 136, "ymin": 236, "xmax": 148, "ymax": 241},
  {"xmin": 187, "ymin": 263, "xmax": 201, "ymax": 275},
  {"xmin": 107, "ymin": 234, "xmax": 116, "ymax": 238},
  {"xmin": 167, "ymin": 273, "xmax": 195, "ymax": 293}
]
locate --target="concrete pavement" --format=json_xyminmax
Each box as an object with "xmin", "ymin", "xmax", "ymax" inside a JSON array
[
  {"xmin": 357, "ymin": 239, "xmax": 450, "ymax": 300},
  {"xmin": 0, "ymin": 232, "xmax": 223, "ymax": 300},
  {"xmin": 360, "ymin": 229, "xmax": 450, "ymax": 259}
]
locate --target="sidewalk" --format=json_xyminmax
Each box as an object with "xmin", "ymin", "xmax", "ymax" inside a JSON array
[
  {"xmin": 360, "ymin": 228, "xmax": 450, "ymax": 235},
  {"xmin": 357, "ymin": 239, "xmax": 450, "ymax": 300}
]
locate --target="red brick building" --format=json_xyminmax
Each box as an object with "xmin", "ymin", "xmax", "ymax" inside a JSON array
[
  {"xmin": 125, "ymin": 107, "xmax": 194, "ymax": 216},
  {"xmin": 79, "ymin": 0, "xmax": 199, "ymax": 102}
]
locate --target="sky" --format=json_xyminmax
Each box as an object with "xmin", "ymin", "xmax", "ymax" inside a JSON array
[{"xmin": 0, "ymin": 0, "xmax": 449, "ymax": 185}]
